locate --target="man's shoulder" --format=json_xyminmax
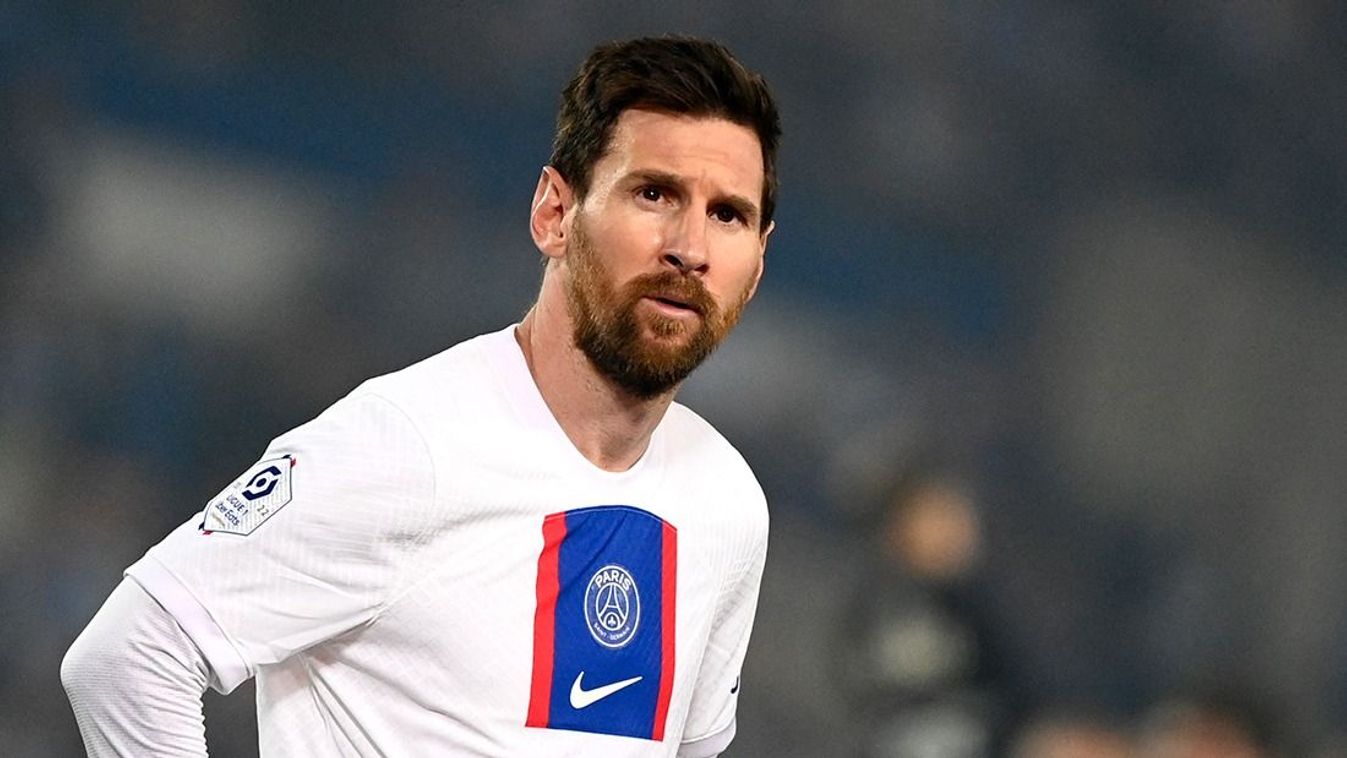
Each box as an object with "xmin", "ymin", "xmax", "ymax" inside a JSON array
[
  {"xmin": 372, "ymin": 327, "xmax": 504, "ymax": 388},
  {"xmin": 346, "ymin": 326, "xmax": 512, "ymax": 416},
  {"xmin": 664, "ymin": 402, "xmax": 766, "ymax": 504},
  {"xmin": 277, "ymin": 326, "xmax": 514, "ymax": 461}
]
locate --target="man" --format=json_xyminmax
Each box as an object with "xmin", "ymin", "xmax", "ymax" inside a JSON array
[{"xmin": 61, "ymin": 35, "xmax": 780, "ymax": 757}]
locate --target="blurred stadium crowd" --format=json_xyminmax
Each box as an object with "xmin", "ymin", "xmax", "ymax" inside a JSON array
[{"xmin": 3, "ymin": 2, "xmax": 1346, "ymax": 756}]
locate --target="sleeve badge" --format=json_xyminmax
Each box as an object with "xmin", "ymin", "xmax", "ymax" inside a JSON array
[{"xmin": 199, "ymin": 455, "xmax": 295, "ymax": 536}]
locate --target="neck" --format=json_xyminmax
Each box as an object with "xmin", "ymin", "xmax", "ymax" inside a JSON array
[{"xmin": 515, "ymin": 279, "xmax": 676, "ymax": 472}]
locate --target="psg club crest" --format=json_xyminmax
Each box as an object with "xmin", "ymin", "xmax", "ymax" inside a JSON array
[
  {"xmin": 526, "ymin": 505, "xmax": 678, "ymax": 741},
  {"xmin": 585, "ymin": 565, "xmax": 640, "ymax": 648}
]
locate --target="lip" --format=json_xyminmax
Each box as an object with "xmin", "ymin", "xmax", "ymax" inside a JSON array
[{"xmin": 642, "ymin": 294, "xmax": 702, "ymax": 318}]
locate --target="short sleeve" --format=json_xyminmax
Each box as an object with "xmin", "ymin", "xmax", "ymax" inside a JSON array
[
  {"xmin": 126, "ymin": 391, "xmax": 436, "ymax": 693},
  {"xmin": 678, "ymin": 522, "xmax": 768, "ymax": 757}
]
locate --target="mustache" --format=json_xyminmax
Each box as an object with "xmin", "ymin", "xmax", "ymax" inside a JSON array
[{"xmin": 625, "ymin": 272, "xmax": 716, "ymax": 316}]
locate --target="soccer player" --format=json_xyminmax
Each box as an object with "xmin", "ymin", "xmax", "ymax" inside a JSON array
[{"xmin": 61, "ymin": 36, "xmax": 779, "ymax": 757}]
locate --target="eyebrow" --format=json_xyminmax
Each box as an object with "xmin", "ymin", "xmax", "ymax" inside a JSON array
[{"xmin": 627, "ymin": 169, "xmax": 761, "ymax": 227}]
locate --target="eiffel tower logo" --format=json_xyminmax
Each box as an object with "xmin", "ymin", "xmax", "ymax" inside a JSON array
[
  {"xmin": 596, "ymin": 582, "xmax": 629, "ymax": 631},
  {"xmin": 584, "ymin": 564, "xmax": 641, "ymax": 648}
]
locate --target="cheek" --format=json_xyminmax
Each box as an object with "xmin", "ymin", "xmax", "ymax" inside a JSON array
[
  {"xmin": 590, "ymin": 214, "xmax": 663, "ymax": 269},
  {"xmin": 715, "ymin": 244, "xmax": 764, "ymax": 298}
]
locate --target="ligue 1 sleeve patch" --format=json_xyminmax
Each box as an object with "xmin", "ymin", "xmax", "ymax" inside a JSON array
[
  {"xmin": 526, "ymin": 505, "xmax": 678, "ymax": 742},
  {"xmin": 198, "ymin": 455, "xmax": 295, "ymax": 536}
]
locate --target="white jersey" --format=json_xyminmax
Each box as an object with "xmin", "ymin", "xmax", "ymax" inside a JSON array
[{"xmin": 126, "ymin": 325, "xmax": 768, "ymax": 757}]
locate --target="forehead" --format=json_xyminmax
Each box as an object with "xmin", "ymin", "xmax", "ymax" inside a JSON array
[{"xmin": 594, "ymin": 109, "xmax": 765, "ymax": 197}]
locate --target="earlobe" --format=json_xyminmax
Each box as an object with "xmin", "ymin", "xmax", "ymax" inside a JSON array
[{"xmin": 529, "ymin": 166, "xmax": 574, "ymax": 260}]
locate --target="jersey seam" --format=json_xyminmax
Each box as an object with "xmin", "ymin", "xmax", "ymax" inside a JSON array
[{"xmin": 356, "ymin": 390, "xmax": 440, "ymax": 621}]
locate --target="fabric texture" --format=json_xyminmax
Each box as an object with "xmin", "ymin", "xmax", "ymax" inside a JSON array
[{"xmin": 62, "ymin": 578, "xmax": 211, "ymax": 756}]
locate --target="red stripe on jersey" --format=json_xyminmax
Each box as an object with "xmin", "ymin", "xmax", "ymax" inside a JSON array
[
  {"xmin": 526, "ymin": 512, "xmax": 568, "ymax": 728},
  {"xmin": 651, "ymin": 520, "xmax": 678, "ymax": 740}
]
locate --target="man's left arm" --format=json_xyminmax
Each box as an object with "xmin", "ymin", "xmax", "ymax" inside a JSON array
[{"xmin": 677, "ymin": 519, "xmax": 768, "ymax": 758}]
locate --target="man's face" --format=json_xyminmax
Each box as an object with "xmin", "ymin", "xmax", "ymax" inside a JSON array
[{"xmin": 562, "ymin": 109, "xmax": 771, "ymax": 399}]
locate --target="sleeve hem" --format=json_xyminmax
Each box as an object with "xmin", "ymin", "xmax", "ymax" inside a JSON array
[
  {"xmin": 125, "ymin": 555, "xmax": 253, "ymax": 694},
  {"xmin": 678, "ymin": 717, "xmax": 736, "ymax": 758}
]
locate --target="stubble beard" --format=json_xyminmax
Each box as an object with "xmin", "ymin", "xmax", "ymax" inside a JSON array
[{"xmin": 564, "ymin": 215, "xmax": 751, "ymax": 400}]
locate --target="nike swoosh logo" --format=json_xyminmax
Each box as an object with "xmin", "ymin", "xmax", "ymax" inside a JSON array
[{"xmin": 569, "ymin": 672, "xmax": 643, "ymax": 709}]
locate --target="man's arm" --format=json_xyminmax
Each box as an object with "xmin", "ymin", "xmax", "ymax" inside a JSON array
[
  {"xmin": 62, "ymin": 388, "xmax": 434, "ymax": 756},
  {"xmin": 678, "ymin": 495, "xmax": 769, "ymax": 758},
  {"xmin": 678, "ymin": 721, "xmax": 735, "ymax": 758},
  {"xmin": 62, "ymin": 578, "xmax": 211, "ymax": 757}
]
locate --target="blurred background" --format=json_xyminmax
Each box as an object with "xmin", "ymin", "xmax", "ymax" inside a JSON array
[{"xmin": 3, "ymin": 2, "xmax": 1345, "ymax": 756}]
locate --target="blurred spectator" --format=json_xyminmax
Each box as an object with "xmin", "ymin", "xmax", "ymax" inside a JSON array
[
  {"xmin": 1008, "ymin": 711, "xmax": 1132, "ymax": 758},
  {"xmin": 836, "ymin": 465, "xmax": 1017, "ymax": 758},
  {"xmin": 1133, "ymin": 694, "xmax": 1277, "ymax": 758}
]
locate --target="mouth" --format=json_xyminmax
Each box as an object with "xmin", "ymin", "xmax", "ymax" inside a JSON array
[
  {"xmin": 643, "ymin": 293, "xmax": 705, "ymax": 319},
  {"xmin": 651, "ymin": 294, "xmax": 698, "ymax": 312}
]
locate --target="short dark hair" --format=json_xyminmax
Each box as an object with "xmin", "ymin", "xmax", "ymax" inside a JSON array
[{"xmin": 550, "ymin": 36, "xmax": 781, "ymax": 231}]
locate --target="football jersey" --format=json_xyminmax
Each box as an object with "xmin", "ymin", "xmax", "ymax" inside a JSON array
[{"xmin": 126, "ymin": 325, "xmax": 768, "ymax": 757}]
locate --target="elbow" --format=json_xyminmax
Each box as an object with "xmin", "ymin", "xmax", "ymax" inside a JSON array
[
  {"xmin": 61, "ymin": 579, "xmax": 213, "ymax": 756},
  {"xmin": 62, "ymin": 630, "xmax": 90, "ymax": 699},
  {"xmin": 62, "ymin": 622, "xmax": 111, "ymax": 708}
]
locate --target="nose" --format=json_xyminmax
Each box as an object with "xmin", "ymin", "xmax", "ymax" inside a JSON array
[{"xmin": 661, "ymin": 212, "xmax": 709, "ymax": 276}]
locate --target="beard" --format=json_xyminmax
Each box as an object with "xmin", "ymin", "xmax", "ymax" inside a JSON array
[{"xmin": 564, "ymin": 215, "xmax": 752, "ymax": 400}]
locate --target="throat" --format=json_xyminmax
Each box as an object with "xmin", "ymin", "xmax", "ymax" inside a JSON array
[{"xmin": 515, "ymin": 310, "xmax": 673, "ymax": 473}]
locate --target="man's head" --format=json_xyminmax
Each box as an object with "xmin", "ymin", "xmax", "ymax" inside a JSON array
[
  {"xmin": 550, "ymin": 36, "xmax": 781, "ymax": 234},
  {"xmin": 530, "ymin": 37, "xmax": 781, "ymax": 399}
]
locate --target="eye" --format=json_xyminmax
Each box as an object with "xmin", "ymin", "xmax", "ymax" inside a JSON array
[
  {"xmin": 712, "ymin": 205, "xmax": 743, "ymax": 225},
  {"xmin": 639, "ymin": 186, "xmax": 665, "ymax": 202}
]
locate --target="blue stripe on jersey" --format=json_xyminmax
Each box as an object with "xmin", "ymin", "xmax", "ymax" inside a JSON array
[{"xmin": 545, "ymin": 505, "xmax": 670, "ymax": 740}]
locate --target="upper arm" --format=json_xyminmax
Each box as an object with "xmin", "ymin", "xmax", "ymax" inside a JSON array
[
  {"xmin": 679, "ymin": 508, "xmax": 768, "ymax": 755},
  {"xmin": 124, "ymin": 391, "xmax": 437, "ymax": 691}
]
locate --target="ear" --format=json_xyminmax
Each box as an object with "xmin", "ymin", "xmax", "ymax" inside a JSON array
[
  {"xmin": 530, "ymin": 166, "xmax": 575, "ymax": 260},
  {"xmin": 742, "ymin": 220, "xmax": 774, "ymax": 303}
]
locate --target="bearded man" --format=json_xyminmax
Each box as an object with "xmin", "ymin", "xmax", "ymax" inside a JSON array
[{"xmin": 62, "ymin": 35, "xmax": 780, "ymax": 758}]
